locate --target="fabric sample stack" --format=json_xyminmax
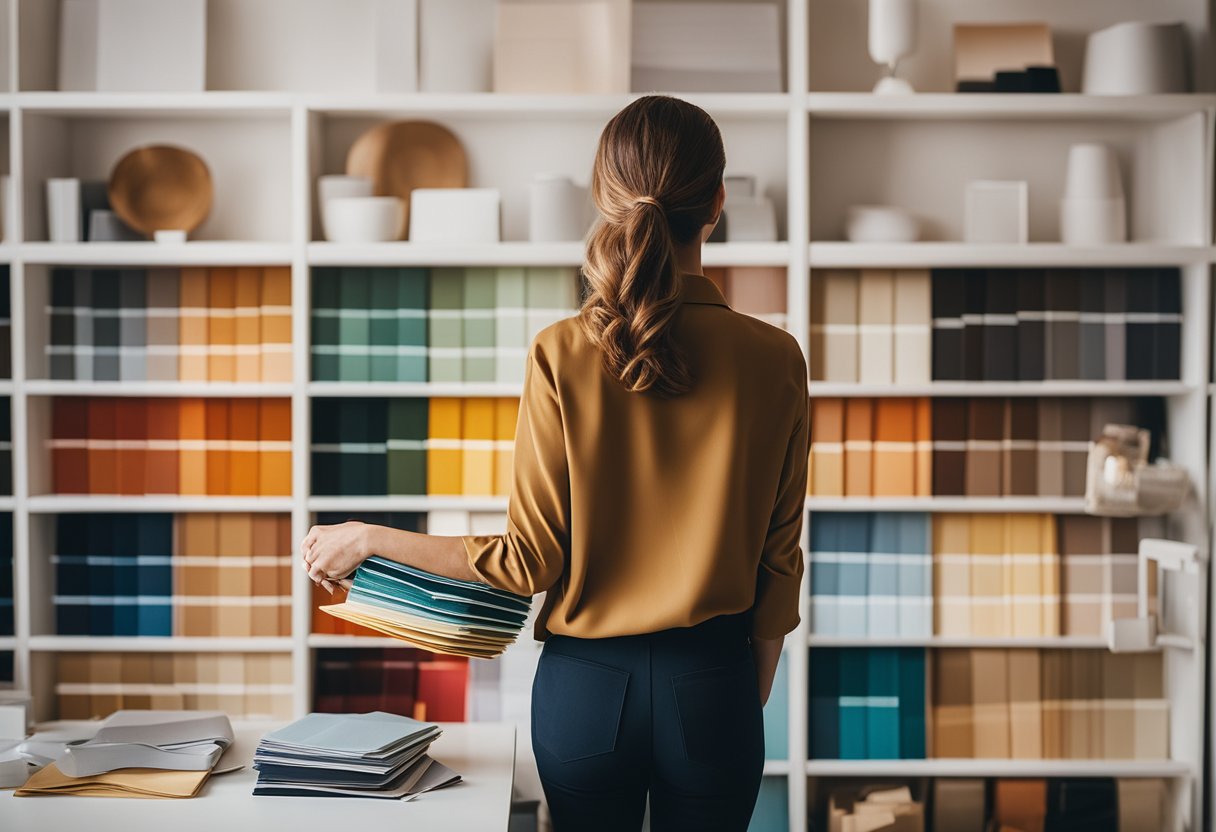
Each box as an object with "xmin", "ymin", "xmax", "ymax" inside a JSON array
[
  {"xmin": 252, "ymin": 711, "xmax": 459, "ymax": 799},
  {"xmin": 321, "ymin": 556, "xmax": 530, "ymax": 658}
]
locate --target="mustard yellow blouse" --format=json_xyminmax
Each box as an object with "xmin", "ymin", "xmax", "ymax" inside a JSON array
[{"xmin": 462, "ymin": 273, "xmax": 808, "ymax": 640}]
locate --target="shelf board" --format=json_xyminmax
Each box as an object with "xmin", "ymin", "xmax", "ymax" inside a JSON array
[
  {"xmin": 308, "ymin": 634, "xmax": 428, "ymax": 649},
  {"xmin": 24, "ymin": 380, "xmax": 295, "ymax": 398},
  {"xmin": 308, "ymin": 495, "xmax": 509, "ymax": 513},
  {"xmin": 28, "ymin": 636, "xmax": 294, "ymax": 652},
  {"xmin": 308, "ymin": 382, "xmax": 523, "ymax": 399},
  {"xmin": 309, "ymin": 241, "xmax": 788, "ymax": 268},
  {"xmin": 0, "ymin": 245, "xmax": 14, "ymax": 264},
  {"xmin": 0, "ymin": 381, "xmax": 14, "ymax": 396},
  {"xmin": 19, "ymin": 241, "xmax": 294, "ymax": 266},
  {"xmin": 808, "ymin": 635, "xmax": 1112, "ymax": 649},
  {"xmin": 805, "ymin": 759, "xmax": 1191, "ymax": 778},
  {"xmin": 808, "ymin": 381, "xmax": 1195, "ymax": 398},
  {"xmin": 0, "ymin": 497, "xmax": 15, "ymax": 512},
  {"xmin": 13, "ymin": 91, "xmax": 294, "ymax": 117},
  {"xmin": 300, "ymin": 91, "xmax": 791, "ymax": 118},
  {"xmin": 805, "ymin": 496, "xmax": 1087, "ymax": 513},
  {"xmin": 0, "ymin": 637, "xmax": 15, "ymax": 651},
  {"xmin": 807, "ymin": 92, "xmax": 1216, "ymax": 121},
  {"xmin": 808, "ymin": 242, "xmax": 1213, "ymax": 268},
  {"xmin": 762, "ymin": 760, "xmax": 790, "ymax": 776},
  {"xmin": 27, "ymin": 495, "xmax": 295, "ymax": 513}
]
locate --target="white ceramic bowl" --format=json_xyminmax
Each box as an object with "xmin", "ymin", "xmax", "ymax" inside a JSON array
[
  {"xmin": 1060, "ymin": 196, "xmax": 1126, "ymax": 245},
  {"xmin": 318, "ymin": 175, "xmax": 374, "ymax": 240},
  {"xmin": 845, "ymin": 205, "xmax": 919, "ymax": 243},
  {"xmin": 325, "ymin": 196, "xmax": 404, "ymax": 243}
]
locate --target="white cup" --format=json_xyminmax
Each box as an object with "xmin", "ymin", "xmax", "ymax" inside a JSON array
[
  {"xmin": 1064, "ymin": 144, "xmax": 1124, "ymax": 200},
  {"xmin": 325, "ymin": 196, "xmax": 405, "ymax": 243},
  {"xmin": 529, "ymin": 175, "xmax": 588, "ymax": 242},
  {"xmin": 317, "ymin": 175, "xmax": 374, "ymax": 241}
]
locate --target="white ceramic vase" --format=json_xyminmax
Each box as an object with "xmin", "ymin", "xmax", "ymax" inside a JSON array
[
  {"xmin": 1060, "ymin": 143, "xmax": 1126, "ymax": 244},
  {"xmin": 1083, "ymin": 21, "xmax": 1190, "ymax": 95}
]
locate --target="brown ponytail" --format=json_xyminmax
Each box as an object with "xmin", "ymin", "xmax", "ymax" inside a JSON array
[{"xmin": 579, "ymin": 96, "xmax": 726, "ymax": 397}]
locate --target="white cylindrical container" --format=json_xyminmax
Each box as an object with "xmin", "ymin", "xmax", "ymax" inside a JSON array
[
  {"xmin": 1061, "ymin": 197, "xmax": 1127, "ymax": 245},
  {"xmin": 1082, "ymin": 21, "xmax": 1190, "ymax": 95},
  {"xmin": 1064, "ymin": 143, "xmax": 1124, "ymax": 200},
  {"xmin": 325, "ymin": 196, "xmax": 405, "ymax": 243},
  {"xmin": 529, "ymin": 175, "xmax": 587, "ymax": 242},
  {"xmin": 47, "ymin": 178, "xmax": 82, "ymax": 243},
  {"xmin": 1061, "ymin": 143, "xmax": 1127, "ymax": 244},
  {"xmin": 317, "ymin": 175, "xmax": 374, "ymax": 241}
]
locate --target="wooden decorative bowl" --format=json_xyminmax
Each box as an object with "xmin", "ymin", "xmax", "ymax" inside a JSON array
[
  {"xmin": 108, "ymin": 145, "xmax": 213, "ymax": 235},
  {"xmin": 345, "ymin": 121, "xmax": 467, "ymax": 240}
]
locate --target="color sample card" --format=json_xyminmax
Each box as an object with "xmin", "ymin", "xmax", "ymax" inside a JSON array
[
  {"xmin": 314, "ymin": 647, "xmax": 468, "ymax": 722},
  {"xmin": 45, "ymin": 267, "xmax": 292, "ymax": 383},
  {"xmin": 808, "ymin": 398, "xmax": 931, "ymax": 497},
  {"xmin": 0, "ymin": 514, "xmax": 12, "ymax": 637},
  {"xmin": 931, "ymin": 648, "xmax": 1167, "ymax": 761},
  {"xmin": 808, "ymin": 647, "xmax": 925, "ymax": 760},
  {"xmin": 311, "ymin": 266, "xmax": 581, "ymax": 384},
  {"xmin": 311, "ymin": 397, "xmax": 517, "ymax": 497},
  {"xmin": 52, "ymin": 512, "xmax": 292, "ymax": 638},
  {"xmin": 810, "ymin": 512, "xmax": 931, "ymax": 638},
  {"xmin": 928, "ymin": 267, "xmax": 1182, "ymax": 382},
  {"xmin": 812, "ymin": 269, "xmax": 930, "ymax": 384},
  {"xmin": 49, "ymin": 397, "xmax": 292, "ymax": 496},
  {"xmin": 55, "ymin": 651, "xmax": 295, "ymax": 721}
]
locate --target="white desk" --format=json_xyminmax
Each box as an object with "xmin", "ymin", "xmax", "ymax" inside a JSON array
[{"xmin": 0, "ymin": 721, "xmax": 516, "ymax": 832}]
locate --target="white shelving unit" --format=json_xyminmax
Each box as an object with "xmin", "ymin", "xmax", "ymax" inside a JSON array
[{"xmin": 0, "ymin": 2, "xmax": 1209, "ymax": 831}]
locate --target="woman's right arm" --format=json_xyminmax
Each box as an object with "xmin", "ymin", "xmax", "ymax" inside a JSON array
[{"xmin": 752, "ymin": 635, "xmax": 784, "ymax": 706}]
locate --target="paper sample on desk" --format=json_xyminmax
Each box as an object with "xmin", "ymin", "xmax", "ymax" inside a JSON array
[
  {"xmin": 14, "ymin": 762, "xmax": 212, "ymax": 798},
  {"xmin": 57, "ymin": 710, "xmax": 234, "ymax": 777}
]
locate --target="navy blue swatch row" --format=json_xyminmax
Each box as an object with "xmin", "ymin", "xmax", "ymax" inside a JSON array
[{"xmin": 54, "ymin": 513, "xmax": 173, "ymax": 636}]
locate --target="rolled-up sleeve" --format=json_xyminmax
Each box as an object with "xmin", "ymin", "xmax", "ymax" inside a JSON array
[
  {"xmin": 462, "ymin": 346, "xmax": 569, "ymax": 596},
  {"xmin": 751, "ymin": 370, "xmax": 808, "ymax": 639}
]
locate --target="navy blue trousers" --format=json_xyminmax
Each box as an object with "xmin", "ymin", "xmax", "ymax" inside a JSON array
[{"xmin": 531, "ymin": 614, "xmax": 765, "ymax": 832}]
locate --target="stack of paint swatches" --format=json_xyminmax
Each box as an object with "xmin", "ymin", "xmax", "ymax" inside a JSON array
[
  {"xmin": 0, "ymin": 514, "xmax": 11, "ymax": 636},
  {"xmin": 321, "ymin": 556, "xmax": 530, "ymax": 658},
  {"xmin": 50, "ymin": 397, "xmax": 291, "ymax": 495},
  {"xmin": 810, "ymin": 268, "xmax": 932, "ymax": 384},
  {"xmin": 704, "ymin": 266, "xmax": 788, "ymax": 330},
  {"xmin": 0, "ymin": 266, "xmax": 10, "ymax": 378},
  {"xmin": 933, "ymin": 648, "xmax": 1167, "ymax": 760},
  {"xmin": 808, "ymin": 398, "xmax": 932, "ymax": 497},
  {"xmin": 252, "ymin": 712, "xmax": 460, "ymax": 799},
  {"xmin": 808, "ymin": 396, "xmax": 1165, "ymax": 498},
  {"xmin": 934, "ymin": 514, "xmax": 1060, "ymax": 639},
  {"xmin": 311, "ymin": 397, "xmax": 517, "ymax": 496},
  {"xmin": 53, "ymin": 512, "xmax": 293, "ymax": 638},
  {"xmin": 931, "ymin": 397, "xmax": 1161, "ymax": 497},
  {"xmin": 311, "ymin": 512, "xmax": 428, "ymax": 637},
  {"xmin": 314, "ymin": 648, "xmax": 469, "ymax": 721},
  {"xmin": 47, "ymin": 266, "xmax": 292, "ymax": 382},
  {"xmin": 55, "ymin": 651, "xmax": 295, "ymax": 720},
  {"xmin": 932, "ymin": 267, "xmax": 1181, "ymax": 381},
  {"xmin": 0, "ymin": 398, "xmax": 10, "ymax": 496},
  {"xmin": 809, "ymin": 647, "xmax": 926, "ymax": 760},
  {"xmin": 311, "ymin": 266, "xmax": 580, "ymax": 384},
  {"xmin": 809, "ymin": 512, "xmax": 931, "ymax": 637}
]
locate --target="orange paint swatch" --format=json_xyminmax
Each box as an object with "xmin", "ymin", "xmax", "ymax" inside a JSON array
[
  {"xmin": 258, "ymin": 399, "xmax": 292, "ymax": 496},
  {"xmin": 207, "ymin": 268, "xmax": 237, "ymax": 382},
  {"xmin": 228, "ymin": 399, "xmax": 260, "ymax": 496},
  {"xmin": 234, "ymin": 268, "xmax": 262, "ymax": 383},
  {"xmin": 145, "ymin": 398, "xmax": 180, "ymax": 494},
  {"xmin": 115, "ymin": 398, "xmax": 147, "ymax": 495},
  {"xmin": 87, "ymin": 398, "xmax": 118, "ymax": 494},
  {"xmin": 260, "ymin": 267, "xmax": 292, "ymax": 383},
  {"xmin": 205, "ymin": 400, "xmax": 230, "ymax": 495},
  {"xmin": 178, "ymin": 268, "xmax": 209, "ymax": 381},
  {"xmin": 51, "ymin": 398, "xmax": 89, "ymax": 494}
]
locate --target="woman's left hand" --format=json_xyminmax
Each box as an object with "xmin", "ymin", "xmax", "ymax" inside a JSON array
[{"xmin": 301, "ymin": 521, "xmax": 373, "ymax": 592}]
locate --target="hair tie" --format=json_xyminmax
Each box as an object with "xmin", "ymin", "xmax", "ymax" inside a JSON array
[{"xmin": 633, "ymin": 195, "xmax": 663, "ymax": 211}]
